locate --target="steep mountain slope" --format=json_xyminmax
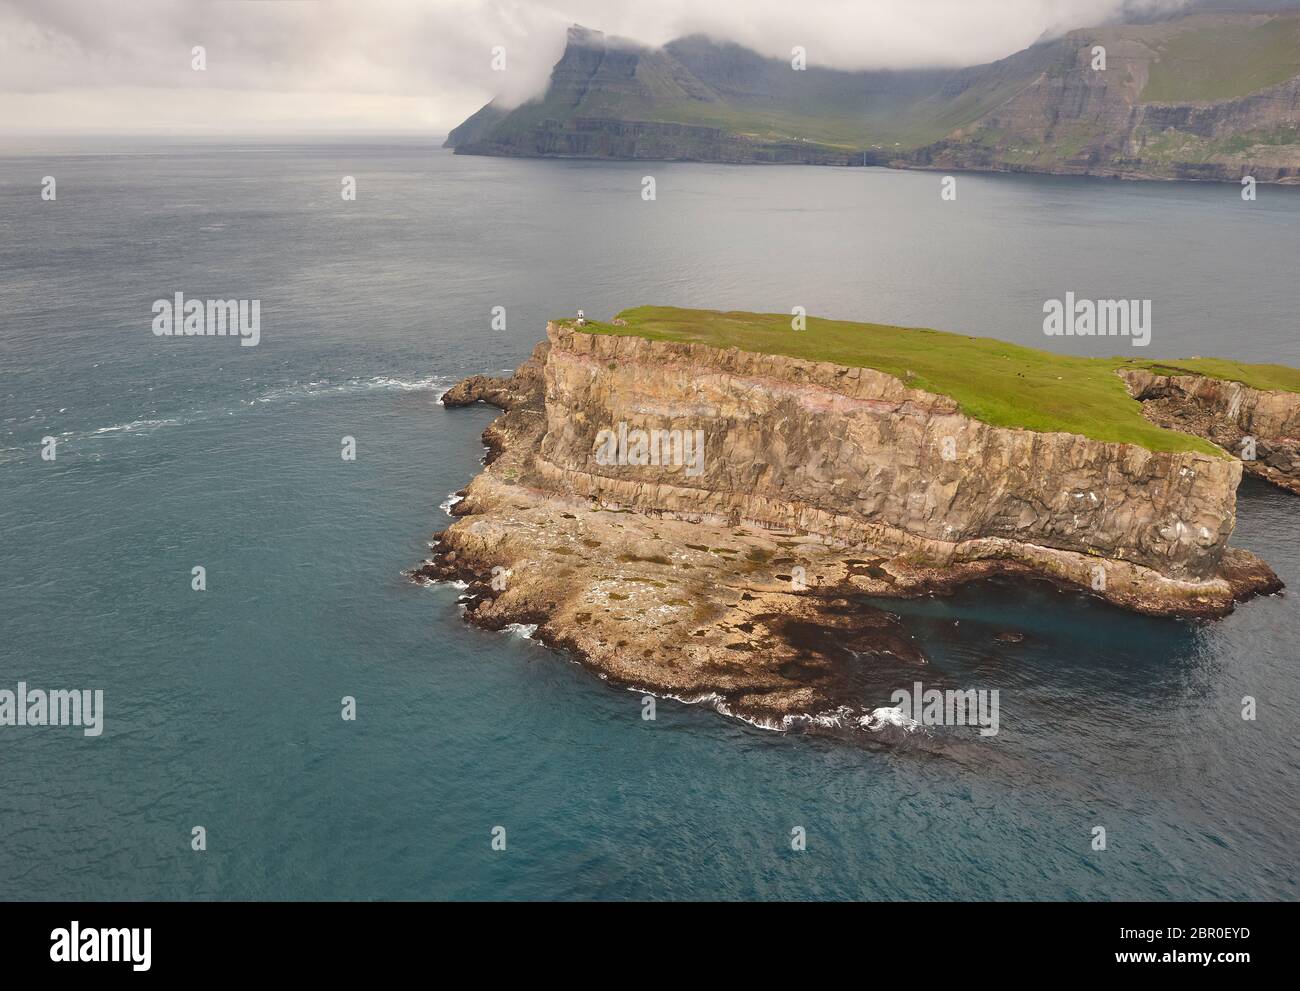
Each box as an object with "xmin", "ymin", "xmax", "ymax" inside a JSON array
[
  {"xmin": 447, "ymin": 12, "xmax": 1300, "ymax": 182},
  {"xmin": 445, "ymin": 24, "xmax": 1029, "ymax": 163},
  {"xmin": 919, "ymin": 11, "xmax": 1300, "ymax": 181}
]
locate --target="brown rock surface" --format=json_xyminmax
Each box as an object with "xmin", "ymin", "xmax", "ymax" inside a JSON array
[
  {"xmin": 439, "ymin": 341, "xmax": 549, "ymax": 411},
  {"xmin": 1121, "ymin": 367, "xmax": 1300, "ymax": 495},
  {"xmin": 415, "ymin": 324, "xmax": 1282, "ymax": 731}
]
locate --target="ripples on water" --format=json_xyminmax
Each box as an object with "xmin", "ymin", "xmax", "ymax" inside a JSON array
[{"xmin": 0, "ymin": 140, "xmax": 1296, "ymax": 900}]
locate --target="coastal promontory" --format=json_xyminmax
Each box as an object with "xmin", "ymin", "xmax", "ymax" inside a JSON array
[{"xmin": 419, "ymin": 308, "xmax": 1291, "ymax": 730}]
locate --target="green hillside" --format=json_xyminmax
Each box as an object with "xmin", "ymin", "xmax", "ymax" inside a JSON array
[
  {"xmin": 1142, "ymin": 16, "xmax": 1300, "ymax": 103},
  {"xmin": 448, "ymin": 25, "xmax": 1055, "ymax": 155}
]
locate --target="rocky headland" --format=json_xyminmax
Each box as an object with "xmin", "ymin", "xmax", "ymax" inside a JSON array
[
  {"xmin": 418, "ymin": 313, "xmax": 1288, "ymax": 731},
  {"xmin": 447, "ymin": 13, "xmax": 1300, "ymax": 185}
]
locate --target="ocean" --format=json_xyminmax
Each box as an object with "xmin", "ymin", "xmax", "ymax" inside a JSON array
[{"xmin": 1, "ymin": 138, "xmax": 1297, "ymax": 900}]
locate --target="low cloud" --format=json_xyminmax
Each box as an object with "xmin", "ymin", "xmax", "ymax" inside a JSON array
[{"xmin": 0, "ymin": 0, "xmax": 1198, "ymax": 134}]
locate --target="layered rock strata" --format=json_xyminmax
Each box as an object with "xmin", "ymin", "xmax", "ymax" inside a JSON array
[
  {"xmin": 416, "ymin": 323, "xmax": 1281, "ymax": 728},
  {"xmin": 1122, "ymin": 368, "xmax": 1300, "ymax": 495}
]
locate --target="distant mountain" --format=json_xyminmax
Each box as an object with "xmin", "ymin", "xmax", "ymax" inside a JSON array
[{"xmin": 447, "ymin": 12, "xmax": 1300, "ymax": 182}]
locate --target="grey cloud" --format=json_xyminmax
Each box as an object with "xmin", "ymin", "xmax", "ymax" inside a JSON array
[{"xmin": 0, "ymin": 0, "xmax": 1202, "ymax": 133}]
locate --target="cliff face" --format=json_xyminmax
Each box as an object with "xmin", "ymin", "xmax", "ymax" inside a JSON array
[
  {"xmin": 416, "ymin": 323, "xmax": 1281, "ymax": 730},
  {"xmin": 1122, "ymin": 368, "xmax": 1300, "ymax": 494},
  {"xmin": 442, "ymin": 102, "xmax": 506, "ymax": 149},
  {"xmin": 452, "ymin": 117, "xmax": 873, "ymax": 165},
  {"xmin": 448, "ymin": 13, "xmax": 1300, "ymax": 183},
  {"xmin": 540, "ymin": 323, "xmax": 1238, "ymax": 582}
]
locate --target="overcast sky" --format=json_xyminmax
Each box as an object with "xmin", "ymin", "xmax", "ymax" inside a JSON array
[{"xmin": 0, "ymin": 0, "xmax": 1198, "ymax": 136}]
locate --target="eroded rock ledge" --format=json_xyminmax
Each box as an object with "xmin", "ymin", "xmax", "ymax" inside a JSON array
[
  {"xmin": 415, "ymin": 323, "xmax": 1281, "ymax": 728},
  {"xmin": 1121, "ymin": 368, "xmax": 1300, "ymax": 495}
]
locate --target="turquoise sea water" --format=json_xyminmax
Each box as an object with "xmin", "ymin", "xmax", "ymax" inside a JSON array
[{"xmin": 1, "ymin": 140, "xmax": 1298, "ymax": 900}]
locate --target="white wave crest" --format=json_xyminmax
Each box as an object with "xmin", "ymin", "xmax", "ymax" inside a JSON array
[
  {"xmin": 859, "ymin": 705, "xmax": 921, "ymax": 733},
  {"xmin": 43, "ymin": 374, "xmax": 448, "ymax": 447},
  {"xmin": 53, "ymin": 418, "xmax": 186, "ymax": 443},
  {"xmin": 253, "ymin": 375, "xmax": 448, "ymax": 404}
]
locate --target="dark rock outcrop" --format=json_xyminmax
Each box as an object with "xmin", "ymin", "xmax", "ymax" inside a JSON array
[
  {"xmin": 440, "ymin": 341, "xmax": 548, "ymax": 410},
  {"xmin": 1122, "ymin": 367, "xmax": 1300, "ymax": 494}
]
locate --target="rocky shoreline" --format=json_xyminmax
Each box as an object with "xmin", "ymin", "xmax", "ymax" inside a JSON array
[{"xmin": 418, "ymin": 323, "xmax": 1284, "ymax": 731}]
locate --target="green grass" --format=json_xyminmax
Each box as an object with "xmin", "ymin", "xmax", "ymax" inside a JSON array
[
  {"xmin": 644, "ymin": 100, "xmax": 970, "ymax": 152},
  {"xmin": 1142, "ymin": 18, "xmax": 1300, "ymax": 103},
  {"xmin": 1137, "ymin": 124, "xmax": 1300, "ymax": 164},
  {"xmin": 1118, "ymin": 357, "xmax": 1300, "ymax": 394},
  {"xmin": 560, "ymin": 307, "xmax": 1298, "ymax": 456}
]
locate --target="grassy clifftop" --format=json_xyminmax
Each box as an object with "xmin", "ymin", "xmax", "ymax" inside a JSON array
[
  {"xmin": 1118, "ymin": 357, "xmax": 1300, "ymax": 396},
  {"xmin": 566, "ymin": 306, "xmax": 1299, "ymax": 456}
]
